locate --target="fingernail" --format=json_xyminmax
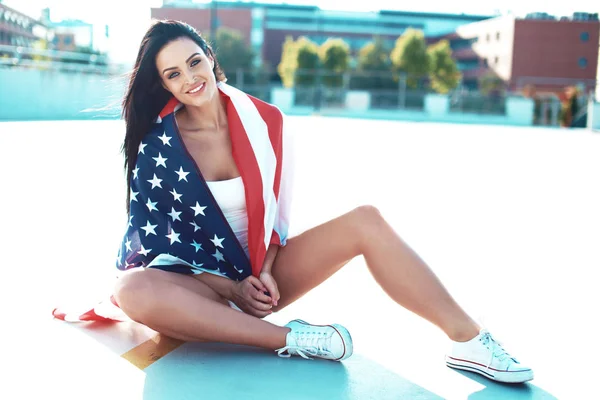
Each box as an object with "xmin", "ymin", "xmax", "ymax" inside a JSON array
[{"xmin": 274, "ymin": 301, "xmax": 278, "ymax": 306}]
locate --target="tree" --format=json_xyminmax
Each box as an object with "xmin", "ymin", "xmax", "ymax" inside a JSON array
[
  {"xmin": 478, "ymin": 71, "xmax": 505, "ymax": 95},
  {"xmin": 390, "ymin": 29, "xmax": 431, "ymax": 88},
  {"xmin": 277, "ymin": 36, "xmax": 299, "ymax": 88},
  {"xmin": 353, "ymin": 36, "xmax": 395, "ymax": 90},
  {"xmin": 212, "ymin": 27, "xmax": 254, "ymax": 84},
  {"xmin": 294, "ymin": 37, "xmax": 320, "ymax": 86},
  {"xmin": 277, "ymin": 36, "xmax": 319, "ymax": 87},
  {"xmin": 318, "ymin": 38, "xmax": 350, "ymax": 88},
  {"xmin": 427, "ymin": 40, "xmax": 461, "ymax": 94}
]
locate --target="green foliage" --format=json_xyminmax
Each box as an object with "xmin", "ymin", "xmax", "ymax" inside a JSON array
[
  {"xmin": 390, "ymin": 29, "xmax": 431, "ymax": 88},
  {"xmin": 352, "ymin": 37, "xmax": 395, "ymax": 90},
  {"xmin": 277, "ymin": 36, "xmax": 298, "ymax": 88},
  {"xmin": 478, "ymin": 71, "xmax": 505, "ymax": 95},
  {"xmin": 295, "ymin": 37, "xmax": 320, "ymax": 86},
  {"xmin": 319, "ymin": 38, "xmax": 350, "ymax": 87},
  {"xmin": 427, "ymin": 40, "xmax": 461, "ymax": 94},
  {"xmin": 212, "ymin": 27, "xmax": 254, "ymax": 82}
]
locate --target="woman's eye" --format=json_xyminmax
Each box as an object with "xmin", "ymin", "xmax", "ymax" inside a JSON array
[
  {"xmin": 168, "ymin": 72, "xmax": 180, "ymax": 79},
  {"xmin": 191, "ymin": 59, "xmax": 200, "ymax": 67}
]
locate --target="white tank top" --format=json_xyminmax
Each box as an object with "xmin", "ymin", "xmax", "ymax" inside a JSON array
[{"xmin": 206, "ymin": 176, "xmax": 249, "ymax": 256}]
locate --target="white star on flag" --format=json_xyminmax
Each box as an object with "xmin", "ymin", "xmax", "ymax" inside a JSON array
[
  {"xmin": 191, "ymin": 202, "xmax": 207, "ymax": 216},
  {"xmin": 128, "ymin": 215, "xmax": 134, "ymax": 227},
  {"xmin": 168, "ymin": 207, "xmax": 182, "ymax": 222},
  {"xmin": 166, "ymin": 229, "xmax": 181, "ymax": 245},
  {"xmin": 190, "ymin": 240, "xmax": 203, "ymax": 252},
  {"xmin": 234, "ymin": 265, "xmax": 243, "ymax": 273},
  {"xmin": 130, "ymin": 189, "xmax": 139, "ymax": 202},
  {"xmin": 146, "ymin": 198, "xmax": 158, "ymax": 212},
  {"xmin": 138, "ymin": 245, "xmax": 151, "ymax": 256},
  {"xmin": 192, "ymin": 261, "xmax": 204, "ymax": 267},
  {"xmin": 170, "ymin": 188, "xmax": 182, "ymax": 203},
  {"xmin": 138, "ymin": 142, "xmax": 147, "ymax": 154},
  {"xmin": 147, "ymin": 173, "xmax": 163, "ymax": 189},
  {"xmin": 141, "ymin": 220, "xmax": 158, "ymax": 236},
  {"xmin": 212, "ymin": 249, "xmax": 225, "ymax": 263},
  {"xmin": 211, "ymin": 234, "xmax": 225, "ymax": 248},
  {"xmin": 158, "ymin": 132, "xmax": 173, "ymax": 146},
  {"xmin": 189, "ymin": 221, "xmax": 201, "ymax": 232},
  {"xmin": 176, "ymin": 166, "xmax": 190, "ymax": 182},
  {"xmin": 153, "ymin": 153, "xmax": 168, "ymax": 168},
  {"xmin": 133, "ymin": 166, "xmax": 139, "ymax": 179},
  {"xmin": 125, "ymin": 238, "xmax": 132, "ymax": 252}
]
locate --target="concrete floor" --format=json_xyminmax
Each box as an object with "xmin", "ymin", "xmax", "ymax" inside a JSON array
[{"xmin": 1, "ymin": 117, "xmax": 598, "ymax": 399}]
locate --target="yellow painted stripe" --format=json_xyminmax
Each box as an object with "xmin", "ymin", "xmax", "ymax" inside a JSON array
[{"xmin": 121, "ymin": 334, "xmax": 185, "ymax": 370}]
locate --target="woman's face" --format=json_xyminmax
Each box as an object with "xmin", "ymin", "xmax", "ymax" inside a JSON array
[{"xmin": 155, "ymin": 37, "xmax": 217, "ymax": 107}]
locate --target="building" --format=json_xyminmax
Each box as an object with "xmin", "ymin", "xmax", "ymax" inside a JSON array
[
  {"xmin": 151, "ymin": 1, "xmax": 491, "ymax": 70},
  {"xmin": 0, "ymin": 3, "xmax": 50, "ymax": 47},
  {"xmin": 436, "ymin": 13, "xmax": 600, "ymax": 93}
]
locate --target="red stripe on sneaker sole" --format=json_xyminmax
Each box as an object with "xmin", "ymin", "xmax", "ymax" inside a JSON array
[{"xmin": 446, "ymin": 356, "xmax": 531, "ymax": 373}]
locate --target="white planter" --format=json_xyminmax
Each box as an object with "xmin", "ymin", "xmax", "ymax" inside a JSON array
[
  {"xmin": 506, "ymin": 97, "xmax": 534, "ymax": 126},
  {"xmin": 425, "ymin": 94, "xmax": 450, "ymax": 117},
  {"xmin": 345, "ymin": 91, "xmax": 371, "ymax": 111},
  {"xmin": 271, "ymin": 87, "xmax": 294, "ymax": 112}
]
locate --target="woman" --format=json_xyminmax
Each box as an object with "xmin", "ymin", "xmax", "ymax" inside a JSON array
[{"xmin": 67, "ymin": 20, "xmax": 534, "ymax": 384}]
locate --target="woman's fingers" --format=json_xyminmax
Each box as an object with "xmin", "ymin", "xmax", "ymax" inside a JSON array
[
  {"xmin": 251, "ymin": 289, "xmax": 272, "ymax": 304},
  {"xmin": 247, "ymin": 276, "xmax": 267, "ymax": 292}
]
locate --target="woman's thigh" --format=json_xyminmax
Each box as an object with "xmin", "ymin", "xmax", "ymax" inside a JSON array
[{"xmin": 117, "ymin": 267, "xmax": 229, "ymax": 307}]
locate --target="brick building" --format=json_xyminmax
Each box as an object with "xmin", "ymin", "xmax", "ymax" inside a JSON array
[
  {"xmin": 436, "ymin": 13, "xmax": 600, "ymax": 93},
  {"xmin": 151, "ymin": 1, "xmax": 490, "ymax": 70}
]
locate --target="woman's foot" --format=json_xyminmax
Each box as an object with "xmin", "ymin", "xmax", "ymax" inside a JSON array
[
  {"xmin": 275, "ymin": 319, "xmax": 353, "ymax": 361},
  {"xmin": 445, "ymin": 329, "xmax": 534, "ymax": 383}
]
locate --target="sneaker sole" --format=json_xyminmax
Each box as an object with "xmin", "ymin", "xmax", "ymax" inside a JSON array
[
  {"xmin": 445, "ymin": 355, "xmax": 534, "ymax": 383},
  {"xmin": 291, "ymin": 319, "xmax": 354, "ymax": 361}
]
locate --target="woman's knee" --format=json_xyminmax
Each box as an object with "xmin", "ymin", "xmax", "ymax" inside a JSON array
[
  {"xmin": 114, "ymin": 268, "xmax": 157, "ymax": 322},
  {"xmin": 351, "ymin": 205, "xmax": 384, "ymax": 226},
  {"xmin": 349, "ymin": 205, "xmax": 385, "ymax": 249}
]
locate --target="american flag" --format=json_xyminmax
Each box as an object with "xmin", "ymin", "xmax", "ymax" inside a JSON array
[{"xmin": 53, "ymin": 82, "xmax": 293, "ymax": 322}]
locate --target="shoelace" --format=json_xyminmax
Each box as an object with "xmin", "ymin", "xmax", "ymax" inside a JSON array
[
  {"xmin": 479, "ymin": 331, "xmax": 514, "ymax": 370},
  {"xmin": 276, "ymin": 331, "xmax": 332, "ymax": 360}
]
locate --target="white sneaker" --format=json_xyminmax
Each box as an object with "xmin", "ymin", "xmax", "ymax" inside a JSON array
[
  {"xmin": 445, "ymin": 329, "xmax": 534, "ymax": 383},
  {"xmin": 276, "ymin": 319, "xmax": 353, "ymax": 361}
]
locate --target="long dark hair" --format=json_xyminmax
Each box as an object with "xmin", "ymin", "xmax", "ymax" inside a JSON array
[{"xmin": 121, "ymin": 19, "xmax": 226, "ymax": 213}]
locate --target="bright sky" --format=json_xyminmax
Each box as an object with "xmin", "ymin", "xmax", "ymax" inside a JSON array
[{"xmin": 5, "ymin": 0, "xmax": 599, "ymax": 63}]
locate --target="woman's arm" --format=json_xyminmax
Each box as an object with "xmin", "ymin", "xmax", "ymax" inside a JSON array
[
  {"xmin": 261, "ymin": 244, "xmax": 280, "ymax": 274},
  {"xmin": 194, "ymin": 272, "xmax": 236, "ymax": 300}
]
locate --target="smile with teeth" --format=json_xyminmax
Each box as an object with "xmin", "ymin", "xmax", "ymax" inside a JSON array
[{"xmin": 188, "ymin": 82, "xmax": 205, "ymax": 94}]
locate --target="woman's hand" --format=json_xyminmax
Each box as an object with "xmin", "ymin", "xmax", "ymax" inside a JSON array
[
  {"xmin": 259, "ymin": 271, "xmax": 280, "ymax": 307},
  {"xmin": 230, "ymin": 275, "xmax": 273, "ymax": 318}
]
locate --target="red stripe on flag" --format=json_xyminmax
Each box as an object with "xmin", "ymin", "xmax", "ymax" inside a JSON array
[
  {"xmin": 79, "ymin": 308, "xmax": 115, "ymax": 322},
  {"xmin": 226, "ymin": 96, "xmax": 267, "ymax": 277},
  {"xmin": 52, "ymin": 308, "xmax": 67, "ymax": 320},
  {"xmin": 159, "ymin": 97, "xmax": 180, "ymax": 119},
  {"xmin": 249, "ymin": 96, "xmax": 284, "ymax": 201}
]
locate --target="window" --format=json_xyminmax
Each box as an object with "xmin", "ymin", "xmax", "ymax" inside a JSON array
[
  {"xmin": 486, "ymin": 34, "xmax": 491, "ymax": 42},
  {"xmin": 482, "ymin": 58, "xmax": 489, "ymax": 67},
  {"xmin": 579, "ymin": 57, "xmax": 588, "ymax": 68},
  {"xmin": 494, "ymin": 56, "xmax": 499, "ymax": 65},
  {"xmin": 496, "ymin": 32, "xmax": 501, "ymax": 40},
  {"xmin": 580, "ymin": 32, "xmax": 590, "ymax": 42}
]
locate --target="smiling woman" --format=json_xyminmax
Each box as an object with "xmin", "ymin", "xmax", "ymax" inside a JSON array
[{"xmin": 53, "ymin": 19, "xmax": 535, "ymax": 385}]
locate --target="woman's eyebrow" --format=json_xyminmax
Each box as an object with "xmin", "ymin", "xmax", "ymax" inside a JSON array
[{"xmin": 162, "ymin": 52, "xmax": 201, "ymax": 74}]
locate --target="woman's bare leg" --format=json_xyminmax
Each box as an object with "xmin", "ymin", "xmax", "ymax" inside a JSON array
[
  {"xmin": 114, "ymin": 268, "xmax": 289, "ymax": 349},
  {"xmin": 272, "ymin": 206, "xmax": 480, "ymax": 342}
]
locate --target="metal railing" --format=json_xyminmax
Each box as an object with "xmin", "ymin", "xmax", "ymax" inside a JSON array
[{"xmin": 0, "ymin": 44, "xmax": 128, "ymax": 75}]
